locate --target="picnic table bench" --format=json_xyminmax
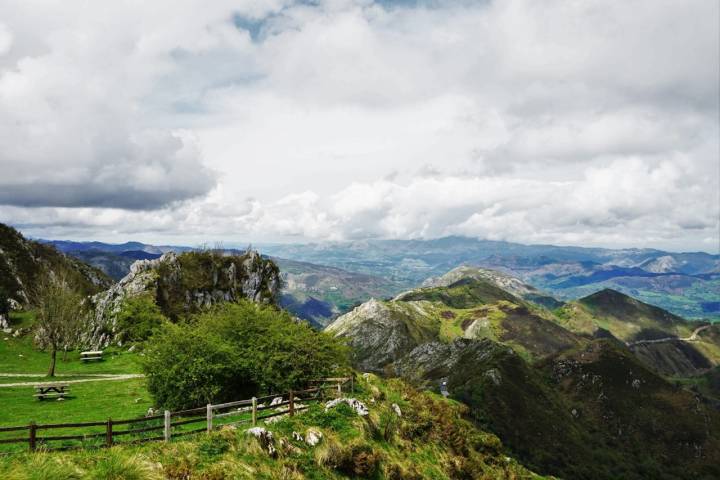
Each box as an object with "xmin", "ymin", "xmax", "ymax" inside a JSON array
[
  {"xmin": 80, "ymin": 350, "xmax": 103, "ymax": 362},
  {"xmin": 34, "ymin": 384, "xmax": 70, "ymax": 400}
]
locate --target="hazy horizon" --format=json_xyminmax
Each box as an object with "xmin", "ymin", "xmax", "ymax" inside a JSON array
[{"xmin": 27, "ymin": 232, "xmax": 720, "ymax": 256}]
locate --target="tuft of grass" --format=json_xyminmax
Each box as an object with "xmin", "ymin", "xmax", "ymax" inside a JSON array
[
  {"xmin": 85, "ymin": 451, "xmax": 162, "ymax": 480},
  {"xmin": 1, "ymin": 454, "xmax": 82, "ymax": 480}
]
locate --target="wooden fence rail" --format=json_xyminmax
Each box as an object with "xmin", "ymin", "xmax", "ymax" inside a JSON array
[{"xmin": 0, "ymin": 377, "xmax": 352, "ymax": 454}]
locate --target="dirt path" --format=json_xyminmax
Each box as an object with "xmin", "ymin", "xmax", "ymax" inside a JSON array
[
  {"xmin": 626, "ymin": 324, "xmax": 712, "ymax": 347},
  {"xmin": 0, "ymin": 373, "xmax": 144, "ymax": 388}
]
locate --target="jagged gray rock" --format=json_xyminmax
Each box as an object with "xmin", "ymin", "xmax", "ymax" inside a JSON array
[
  {"xmin": 392, "ymin": 337, "xmax": 506, "ymax": 387},
  {"xmin": 325, "ymin": 298, "xmax": 441, "ymax": 371},
  {"xmin": 86, "ymin": 250, "xmax": 281, "ymax": 348},
  {"xmin": 324, "ymin": 397, "xmax": 369, "ymax": 416},
  {"xmin": 305, "ymin": 428, "xmax": 323, "ymax": 446}
]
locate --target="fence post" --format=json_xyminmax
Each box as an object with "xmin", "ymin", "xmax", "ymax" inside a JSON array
[
  {"xmin": 350, "ymin": 376, "xmax": 354, "ymax": 394},
  {"xmin": 289, "ymin": 390, "xmax": 295, "ymax": 417},
  {"xmin": 206, "ymin": 404, "xmax": 213, "ymax": 433},
  {"xmin": 337, "ymin": 381, "xmax": 342, "ymax": 397},
  {"xmin": 106, "ymin": 418, "xmax": 113, "ymax": 447},
  {"xmin": 164, "ymin": 410, "xmax": 171, "ymax": 442},
  {"xmin": 29, "ymin": 422, "xmax": 36, "ymax": 452},
  {"xmin": 251, "ymin": 397, "xmax": 257, "ymax": 426}
]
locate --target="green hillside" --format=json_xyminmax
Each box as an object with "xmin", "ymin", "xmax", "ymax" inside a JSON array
[
  {"xmin": 0, "ymin": 375, "xmax": 548, "ymax": 480},
  {"xmin": 0, "ymin": 223, "xmax": 111, "ymax": 304},
  {"xmin": 328, "ymin": 275, "xmax": 720, "ymax": 479}
]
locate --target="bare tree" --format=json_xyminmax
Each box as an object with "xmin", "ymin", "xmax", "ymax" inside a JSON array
[{"xmin": 33, "ymin": 274, "xmax": 86, "ymax": 377}]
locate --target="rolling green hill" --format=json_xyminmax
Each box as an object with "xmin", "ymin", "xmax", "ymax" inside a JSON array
[{"xmin": 327, "ymin": 274, "xmax": 720, "ymax": 479}]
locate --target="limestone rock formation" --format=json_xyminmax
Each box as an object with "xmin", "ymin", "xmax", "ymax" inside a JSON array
[
  {"xmin": 325, "ymin": 298, "xmax": 441, "ymax": 371},
  {"xmin": 87, "ymin": 250, "xmax": 281, "ymax": 348}
]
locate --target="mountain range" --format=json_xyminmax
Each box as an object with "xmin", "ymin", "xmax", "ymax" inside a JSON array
[{"xmin": 42, "ymin": 236, "xmax": 720, "ymax": 323}]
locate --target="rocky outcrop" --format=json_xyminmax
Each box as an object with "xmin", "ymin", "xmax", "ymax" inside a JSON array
[
  {"xmin": 422, "ymin": 265, "xmax": 563, "ymax": 308},
  {"xmin": 325, "ymin": 299, "xmax": 441, "ymax": 372},
  {"xmin": 87, "ymin": 250, "xmax": 281, "ymax": 348},
  {"xmin": 392, "ymin": 337, "xmax": 507, "ymax": 386},
  {"xmin": 324, "ymin": 397, "xmax": 369, "ymax": 416}
]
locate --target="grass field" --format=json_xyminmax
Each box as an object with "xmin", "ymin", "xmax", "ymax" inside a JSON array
[
  {"xmin": 0, "ymin": 335, "xmax": 142, "ymax": 375},
  {"xmin": 1, "ymin": 311, "xmax": 151, "ymax": 448},
  {"xmin": 0, "ymin": 378, "xmax": 152, "ymax": 426}
]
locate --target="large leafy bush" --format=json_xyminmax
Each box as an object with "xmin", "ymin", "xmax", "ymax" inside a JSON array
[
  {"xmin": 116, "ymin": 295, "xmax": 168, "ymax": 345},
  {"xmin": 143, "ymin": 301, "xmax": 349, "ymax": 410}
]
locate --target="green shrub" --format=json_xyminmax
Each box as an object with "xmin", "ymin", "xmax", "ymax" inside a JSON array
[
  {"xmin": 116, "ymin": 295, "xmax": 168, "ymax": 345},
  {"xmin": 198, "ymin": 431, "xmax": 231, "ymax": 458},
  {"xmin": 143, "ymin": 323, "xmax": 254, "ymax": 410},
  {"xmin": 143, "ymin": 301, "xmax": 349, "ymax": 410},
  {"xmin": 117, "ymin": 295, "xmax": 168, "ymax": 343}
]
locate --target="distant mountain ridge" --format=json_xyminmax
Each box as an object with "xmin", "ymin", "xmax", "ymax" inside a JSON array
[
  {"xmin": 260, "ymin": 236, "xmax": 719, "ymax": 320},
  {"xmin": 41, "ymin": 236, "xmax": 720, "ymax": 321}
]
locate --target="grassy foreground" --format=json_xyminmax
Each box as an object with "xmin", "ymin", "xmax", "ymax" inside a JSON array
[
  {"xmin": 0, "ymin": 375, "xmax": 549, "ymax": 479},
  {"xmin": 1, "ymin": 312, "xmax": 150, "ymax": 443},
  {"xmin": 0, "ymin": 378, "xmax": 152, "ymax": 426}
]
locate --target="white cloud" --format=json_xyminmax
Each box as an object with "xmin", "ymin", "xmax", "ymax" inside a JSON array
[
  {"xmin": 0, "ymin": 0, "xmax": 717, "ymax": 252},
  {"xmin": 0, "ymin": 23, "xmax": 12, "ymax": 56}
]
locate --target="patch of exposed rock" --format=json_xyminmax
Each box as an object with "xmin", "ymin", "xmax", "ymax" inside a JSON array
[
  {"xmin": 423, "ymin": 266, "xmax": 538, "ymax": 297},
  {"xmin": 325, "ymin": 298, "xmax": 440, "ymax": 372},
  {"xmin": 324, "ymin": 397, "xmax": 369, "ymax": 416},
  {"xmin": 392, "ymin": 338, "xmax": 506, "ymax": 386}
]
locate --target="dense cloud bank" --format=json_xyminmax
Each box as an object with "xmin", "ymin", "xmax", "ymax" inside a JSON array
[{"xmin": 0, "ymin": 0, "xmax": 717, "ymax": 251}]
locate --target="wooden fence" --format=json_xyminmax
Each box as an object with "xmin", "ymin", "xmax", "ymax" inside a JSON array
[{"xmin": 0, "ymin": 377, "xmax": 352, "ymax": 454}]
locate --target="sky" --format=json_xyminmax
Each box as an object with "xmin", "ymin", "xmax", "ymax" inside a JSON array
[{"xmin": 0, "ymin": 0, "xmax": 718, "ymax": 252}]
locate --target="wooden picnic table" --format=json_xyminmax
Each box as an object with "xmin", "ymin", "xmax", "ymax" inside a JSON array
[
  {"xmin": 80, "ymin": 350, "xmax": 103, "ymax": 362},
  {"xmin": 34, "ymin": 383, "xmax": 70, "ymax": 400}
]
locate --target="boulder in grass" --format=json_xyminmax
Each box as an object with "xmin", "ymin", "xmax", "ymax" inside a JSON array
[
  {"xmin": 246, "ymin": 427, "xmax": 276, "ymax": 456},
  {"xmin": 305, "ymin": 428, "xmax": 323, "ymax": 446}
]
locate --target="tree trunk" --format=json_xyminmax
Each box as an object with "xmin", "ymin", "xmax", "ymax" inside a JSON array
[{"xmin": 48, "ymin": 348, "xmax": 57, "ymax": 377}]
